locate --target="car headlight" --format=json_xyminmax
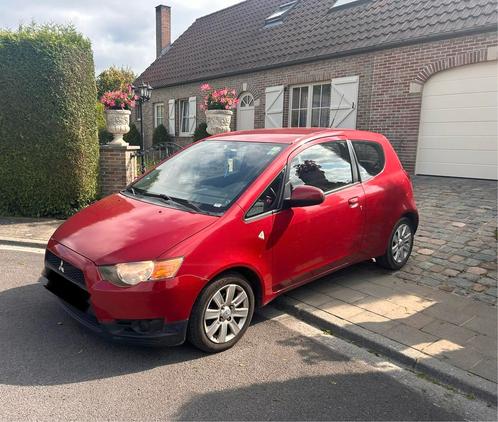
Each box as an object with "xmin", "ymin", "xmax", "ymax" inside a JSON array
[{"xmin": 99, "ymin": 258, "xmax": 184, "ymax": 287}]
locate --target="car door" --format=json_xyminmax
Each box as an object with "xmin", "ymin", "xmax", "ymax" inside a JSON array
[{"xmin": 269, "ymin": 138, "xmax": 365, "ymax": 293}]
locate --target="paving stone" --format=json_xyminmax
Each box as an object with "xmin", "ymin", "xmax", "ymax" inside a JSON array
[
  {"xmin": 319, "ymin": 285, "xmax": 367, "ymax": 304},
  {"xmin": 422, "ymin": 303, "xmax": 476, "ymax": 326},
  {"xmin": 442, "ymin": 268, "xmax": 460, "ymax": 277},
  {"xmin": 467, "ymin": 267, "xmax": 488, "ymax": 275},
  {"xmin": 417, "ymin": 248, "xmax": 434, "ymax": 256},
  {"xmin": 421, "ymin": 320, "xmax": 478, "ymax": 345},
  {"xmin": 449, "ymin": 255, "xmax": 465, "ymax": 263},
  {"xmin": 321, "ymin": 299, "xmax": 366, "ymax": 321},
  {"xmin": 469, "ymin": 358, "xmax": 498, "ymax": 383},
  {"xmin": 470, "ymin": 334, "xmax": 498, "ymax": 358},
  {"xmin": 451, "ymin": 222, "xmax": 466, "ymax": 228},
  {"xmin": 382, "ymin": 323, "xmax": 439, "ymax": 351},
  {"xmin": 472, "ymin": 283, "xmax": 488, "ymax": 293},
  {"xmin": 287, "ymin": 288, "xmax": 332, "ymax": 308}
]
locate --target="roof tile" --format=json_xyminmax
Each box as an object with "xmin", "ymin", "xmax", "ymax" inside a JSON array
[{"xmin": 138, "ymin": 0, "xmax": 498, "ymax": 87}]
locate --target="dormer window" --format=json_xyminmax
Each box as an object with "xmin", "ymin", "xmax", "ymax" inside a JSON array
[
  {"xmin": 265, "ymin": 1, "xmax": 298, "ymax": 26},
  {"xmin": 331, "ymin": 0, "xmax": 367, "ymax": 10}
]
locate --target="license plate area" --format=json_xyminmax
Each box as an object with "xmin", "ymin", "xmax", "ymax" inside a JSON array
[{"xmin": 45, "ymin": 269, "xmax": 90, "ymax": 312}]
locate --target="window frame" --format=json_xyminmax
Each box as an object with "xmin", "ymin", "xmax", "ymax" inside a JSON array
[
  {"xmin": 285, "ymin": 138, "xmax": 360, "ymax": 197},
  {"xmin": 179, "ymin": 99, "xmax": 190, "ymax": 137},
  {"xmin": 350, "ymin": 140, "xmax": 386, "ymax": 182},
  {"xmin": 244, "ymin": 168, "xmax": 287, "ymax": 221},
  {"xmin": 153, "ymin": 102, "xmax": 165, "ymax": 128},
  {"xmin": 288, "ymin": 82, "xmax": 332, "ymax": 128}
]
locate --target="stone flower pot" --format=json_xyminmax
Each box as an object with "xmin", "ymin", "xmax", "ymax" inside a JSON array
[
  {"xmin": 105, "ymin": 109, "xmax": 131, "ymax": 146},
  {"xmin": 205, "ymin": 110, "xmax": 233, "ymax": 135}
]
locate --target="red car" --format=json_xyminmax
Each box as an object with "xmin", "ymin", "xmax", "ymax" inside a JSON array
[{"xmin": 43, "ymin": 129, "xmax": 418, "ymax": 352}]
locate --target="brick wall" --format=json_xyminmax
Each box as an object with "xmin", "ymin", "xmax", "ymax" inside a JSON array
[
  {"xmin": 99, "ymin": 145, "xmax": 140, "ymax": 197},
  {"xmin": 136, "ymin": 31, "xmax": 498, "ymax": 172}
]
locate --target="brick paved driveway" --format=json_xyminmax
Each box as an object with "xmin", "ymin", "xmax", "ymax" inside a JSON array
[{"xmin": 395, "ymin": 176, "xmax": 497, "ymax": 305}]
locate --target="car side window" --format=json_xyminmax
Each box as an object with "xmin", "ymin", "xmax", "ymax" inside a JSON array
[
  {"xmin": 289, "ymin": 141, "xmax": 353, "ymax": 192},
  {"xmin": 246, "ymin": 170, "xmax": 285, "ymax": 219},
  {"xmin": 352, "ymin": 141, "xmax": 385, "ymax": 181}
]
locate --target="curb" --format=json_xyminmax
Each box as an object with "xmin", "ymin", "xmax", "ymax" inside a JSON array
[
  {"xmin": 0, "ymin": 236, "xmax": 47, "ymax": 250},
  {"xmin": 274, "ymin": 295, "xmax": 497, "ymax": 405}
]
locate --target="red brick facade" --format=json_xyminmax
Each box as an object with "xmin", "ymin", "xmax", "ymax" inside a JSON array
[
  {"xmin": 99, "ymin": 145, "xmax": 139, "ymax": 197},
  {"xmin": 138, "ymin": 31, "xmax": 497, "ymax": 172}
]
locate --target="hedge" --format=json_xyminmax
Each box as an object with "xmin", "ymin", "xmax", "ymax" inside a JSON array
[{"xmin": 0, "ymin": 24, "xmax": 99, "ymax": 217}]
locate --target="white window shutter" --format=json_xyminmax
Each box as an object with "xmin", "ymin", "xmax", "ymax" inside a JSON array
[
  {"xmin": 188, "ymin": 96, "xmax": 197, "ymax": 135},
  {"xmin": 330, "ymin": 76, "xmax": 359, "ymax": 129},
  {"xmin": 265, "ymin": 85, "xmax": 285, "ymax": 128},
  {"xmin": 168, "ymin": 99, "xmax": 175, "ymax": 135}
]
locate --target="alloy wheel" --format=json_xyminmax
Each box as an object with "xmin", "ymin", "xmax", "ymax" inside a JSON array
[
  {"xmin": 203, "ymin": 284, "xmax": 250, "ymax": 344},
  {"xmin": 391, "ymin": 223, "xmax": 412, "ymax": 264}
]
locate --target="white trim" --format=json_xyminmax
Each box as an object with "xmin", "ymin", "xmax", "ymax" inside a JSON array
[
  {"xmin": 154, "ymin": 102, "xmax": 165, "ymax": 128},
  {"xmin": 288, "ymin": 81, "xmax": 332, "ymax": 128},
  {"xmin": 179, "ymin": 99, "xmax": 190, "ymax": 137},
  {"xmin": 188, "ymin": 96, "xmax": 197, "ymax": 135},
  {"xmin": 168, "ymin": 99, "xmax": 175, "ymax": 135}
]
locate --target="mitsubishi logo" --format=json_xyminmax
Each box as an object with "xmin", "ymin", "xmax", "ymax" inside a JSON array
[{"xmin": 58, "ymin": 260, "xmax": 65, "ymax": 273}]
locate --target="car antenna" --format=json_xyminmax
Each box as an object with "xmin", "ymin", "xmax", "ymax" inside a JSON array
[{"xmin": 330, "ymin": 92, "xmax": 345, "ymax": 128}]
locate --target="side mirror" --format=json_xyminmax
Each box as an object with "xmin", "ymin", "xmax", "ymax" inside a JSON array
[{"xmin": 284, "ymin": 185, "xmax": 325, "ymax": 208}]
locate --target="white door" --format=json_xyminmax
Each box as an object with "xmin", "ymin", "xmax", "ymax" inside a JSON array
[
  {"xmin": 237, "ymin": 93, "xmax": 255, "ymax": 131},
  {"xmin": 416, "ymin": 61, "xmax": 498, "ymax": 180},
  {"xmin": 330, "ymin": 76, "xmax": 359, "ymax": 129}
]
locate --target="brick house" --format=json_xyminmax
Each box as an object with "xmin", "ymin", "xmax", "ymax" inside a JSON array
[{"xmin": 136, "ymin": 0, "xmax": 498, "ymax": 179}]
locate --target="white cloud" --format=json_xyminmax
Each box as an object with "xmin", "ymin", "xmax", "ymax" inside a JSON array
[{"xmin": 0, "ymin": 0, "xmax": 242, "ymax": 74}]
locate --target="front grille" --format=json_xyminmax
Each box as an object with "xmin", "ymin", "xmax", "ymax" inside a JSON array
[{"xmin": 45, "ymin": 250, "xmax": 86, "ymax": 289}]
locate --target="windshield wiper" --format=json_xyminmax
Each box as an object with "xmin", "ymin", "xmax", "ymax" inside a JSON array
[
  {"xmin": 130, "ymin": 187, "xmax": 203, "ymax": 214},
  {"xmin": 168, "ymin": 196, "xmax": 204, "ymax": 214}
]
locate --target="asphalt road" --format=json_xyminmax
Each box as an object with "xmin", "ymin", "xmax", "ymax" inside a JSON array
[{"xmin": 0, "ymin": 247, "xmax": 494, "ymax": 421}]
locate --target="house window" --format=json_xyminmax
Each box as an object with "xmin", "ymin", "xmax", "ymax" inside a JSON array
[
  {"xmin": 154, "ymin": 103, "xmax": 164, "ymax": 128},
  {"xmin": 290, "ymin": 83, "xmax": 331, "ymax": 128},
  {"xmin": 179, "ymin": 99, "xmax": 190, "ymax": 136}
]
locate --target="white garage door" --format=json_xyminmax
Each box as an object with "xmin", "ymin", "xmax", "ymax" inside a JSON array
[{"xmin": 416, "ymin": 61, "xmax": 498, "ymax": 180}]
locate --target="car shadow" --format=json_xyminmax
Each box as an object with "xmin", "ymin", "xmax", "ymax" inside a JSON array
[
  {"xmin": 172, "ymin": 373, "xmax": 463, "ymax": 421},
  {"xmin": 0, "ymin": 282, "xmax": 209, "ymax": 386}
]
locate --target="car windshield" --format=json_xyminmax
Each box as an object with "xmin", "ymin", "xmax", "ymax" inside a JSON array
[{"xmin": 130, "ymin": 140, "xmax": 286, "ymax": 215}]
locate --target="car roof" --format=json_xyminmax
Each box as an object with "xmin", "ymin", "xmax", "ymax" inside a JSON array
[{"xmin": 208, "ymin": 128, "xmax": 386, "ymax": 146}]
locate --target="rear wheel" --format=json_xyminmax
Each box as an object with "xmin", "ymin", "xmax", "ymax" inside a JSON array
[
  {"xmin": 376, "ymin": 217, "xmax": 414, "ymax": 270},
  {"xmin": 188, "ymin": 273, "xmax": 255, "ymax": 353}
]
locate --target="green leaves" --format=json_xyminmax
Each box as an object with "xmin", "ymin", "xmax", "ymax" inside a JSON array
[{"xmin": 0, "ymin": 24, "xmax": 99, "ymax": 218}]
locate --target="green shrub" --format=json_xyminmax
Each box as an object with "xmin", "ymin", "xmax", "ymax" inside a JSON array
[
  {"xmin": 96, "ymin": 66, "xmax": 136, "ymax": 99},
  {"xmin": 0, "ymin": 24, "xmax": 99, "ymax": 217},
  {"xmin": 124, "ymin": 123, "xmax": 141, "ymax": 147},
  {"xmin": 152, "ymin": 124, "xmax": 171, "ymax": 145},
  {"xmin": 192, "ymin": 122, "xmax": 209, "ymax": 142},
  {"xmin": 96, "ymin": 101, "xmax": 113, "ymax": 144}
]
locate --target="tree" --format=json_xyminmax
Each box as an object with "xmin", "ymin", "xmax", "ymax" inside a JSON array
[
  {"xmin": 152, "ymin": 124, "xmax": 172, "ymax": 145},
  {"xmin": 96, "ymin": 66, "xmax": 136, "ymax": 99},
  {"xmin": 193, "ymin": 122, "xmax": 209, "ymax": 142}
]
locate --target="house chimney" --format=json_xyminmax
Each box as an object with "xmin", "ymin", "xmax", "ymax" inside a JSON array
[{"xmin": 156, "ymin": 5, "xmax": 171, "ymax": 58}]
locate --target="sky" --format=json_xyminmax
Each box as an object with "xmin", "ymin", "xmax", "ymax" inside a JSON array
[{"xmin": 0, "ymin": 0, "xmax": 242, "ymax": 75}]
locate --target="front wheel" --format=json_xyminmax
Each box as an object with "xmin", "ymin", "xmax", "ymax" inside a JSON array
[
  {"xmin": 376, "ymin": 217, "xmax": 414, "ymax": 270},
  {"xmin": 187, "ymin": 273, "xmax": 255, "ymax": 353}
]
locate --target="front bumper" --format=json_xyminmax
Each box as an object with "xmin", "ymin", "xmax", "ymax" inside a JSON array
[
  {"xmin": 41, "ymin": 240, "xmax": 204, "ymax": 347},
  {"xmin": 41, "ymin": 273, "xmax": 188, "ymax": 346}
]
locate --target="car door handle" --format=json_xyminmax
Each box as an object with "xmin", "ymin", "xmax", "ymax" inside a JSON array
[{"xmin": 348, "ymin": 197, "xmax": 360, "ymax": 208}]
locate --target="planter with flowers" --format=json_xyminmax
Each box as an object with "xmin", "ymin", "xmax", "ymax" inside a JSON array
[
  {"xmin": 201, "ymin": 84, "xmax": 239, "ymax": 135},
  {"xmin": 100, "ymin": 85, "xmax": 137, "ymax": 146}
]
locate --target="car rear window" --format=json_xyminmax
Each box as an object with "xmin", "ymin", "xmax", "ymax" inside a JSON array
[{"xmin": 352, "ymin": 141, "xmax": 385, "ymax": 181}]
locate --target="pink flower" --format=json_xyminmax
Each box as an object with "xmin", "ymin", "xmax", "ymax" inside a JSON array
[{"xmin": 201, "ymin": 83, "xmax": 212, "ymax": 91}]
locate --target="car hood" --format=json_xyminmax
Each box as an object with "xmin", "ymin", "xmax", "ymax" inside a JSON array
[{"xmin": 52, "ymin": 194, "xmax": 218, "ymax": 265}]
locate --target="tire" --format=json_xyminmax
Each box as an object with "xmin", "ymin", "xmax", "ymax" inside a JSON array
[
  {"xmin": 376, "ymin": 217, "xmax": 414, "ymax": 270},
  {"xmin": 187, "ymin": 273, "xmax": 255, "ymax": 353}
]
